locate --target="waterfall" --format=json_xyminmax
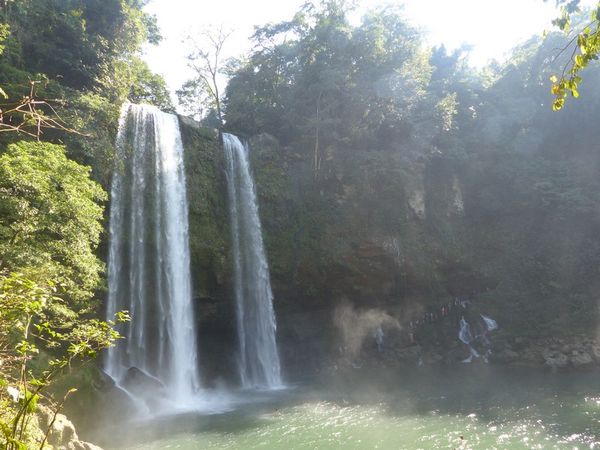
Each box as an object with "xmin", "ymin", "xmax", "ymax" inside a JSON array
[
  {"xmin": 481, "ymin": 314, "xmax": 498, "ymax": 332},
  {"xmin": 223, "ymin": 133, "xmax": 282, "ymax": 389},
  {"xmin": 458, "ymin": 314, "xmax": 498, "ymax": 364},
  {"xmin": 458, "ymin": 316, "xmax": 480, "ymax": 363},
  {"xmin": 104, "ymin": 103, "xmax": 200, "ymax": 406}
]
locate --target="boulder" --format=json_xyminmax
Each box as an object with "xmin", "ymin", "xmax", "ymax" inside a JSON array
[
  {"xmin": 543, "ymin": 349, "xmax": 568, "ymax": 369},
  {"xmin": 495, "ymin": 349, "xmax": 519, "ymax": 363},
  {"xmin": 37, "ymin": 405, "xmax": 104, "ymax": 450},
  {"xmin": 570, "ymin": 350, "xmax": 593, "ymax": 368},
  {"xmin": 590, "ymin": 345, "xmax": 600, "ymax": 361},
  {"xmin": 120, "ymin": 366, "xmax": 165, "ymax": 397}
]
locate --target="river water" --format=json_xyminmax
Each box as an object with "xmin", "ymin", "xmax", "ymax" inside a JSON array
[{"xmin": 103, "ymin": 366, "xmax": 600, "ymax": 449}]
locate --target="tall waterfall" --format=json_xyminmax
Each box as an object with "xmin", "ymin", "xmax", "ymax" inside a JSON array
[
  {"xmin": 105, "ymin": 103, "xmax": 200, "ymax": 405},
  {"xmin": 223, "ymin": 133, "xmax": 282, "ymax": 389}
]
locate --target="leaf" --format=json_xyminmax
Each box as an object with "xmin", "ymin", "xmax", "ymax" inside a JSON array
[{"xmin": 24, "ymin": 392, "xmax": 39, "ymax": 413}]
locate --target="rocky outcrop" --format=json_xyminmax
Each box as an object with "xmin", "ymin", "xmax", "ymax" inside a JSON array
[
  {"xmin": 493, "ymin": 336, "xmax": 600, "ymax": 370},
  {"xmin": 38, "ymin": 405, "xmax": 103, "ymax": 450},
  {"xmin": 543, "ymin": 349, "xmax": 569, "ymax": 369},
  {"xmin": 120, "ymin": 367, "xmax": 165, "ymax": 397},
  {"xmin": 570, "ymin": 349, "xmax": 593, "ymax": 368}
]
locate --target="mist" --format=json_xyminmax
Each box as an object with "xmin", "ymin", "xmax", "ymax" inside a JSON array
[{"xmin": 2, "ymin": 1, "xmax": 600, "ymax": 449}]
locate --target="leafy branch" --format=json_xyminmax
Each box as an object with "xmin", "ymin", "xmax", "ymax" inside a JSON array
[
  {"xmin": 0, "ymin": 272, "xmax": 129, "ymax": 450},
  {"xmin": 548, "ymin": 1, "xmax": 600, "ymax": 110}
]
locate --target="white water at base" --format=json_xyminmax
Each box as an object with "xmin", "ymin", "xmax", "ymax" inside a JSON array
[
  {"xmin": 104, "ymin": 103, "xmax": 200, "ymax": 407},
  {"xmin": 223, "ymin": 133, "xmax": 282, "ymax": 389}
]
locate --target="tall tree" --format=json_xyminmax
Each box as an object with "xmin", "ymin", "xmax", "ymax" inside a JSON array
[
  {"xmin": 0, "ymin": 141, "xmax": 106, "ymax": 308},
  {"xmin": 177, "ymin": 26, "xmax": 232, "ymax": 126},
  {"xmin": 224, "ymin": 1, "xmax": 437, "ymax": 158}
]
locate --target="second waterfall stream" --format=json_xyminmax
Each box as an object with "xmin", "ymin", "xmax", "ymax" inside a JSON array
[{"xmin": 223, "ymin": 133, "xmax": 283, "ymax": 389}]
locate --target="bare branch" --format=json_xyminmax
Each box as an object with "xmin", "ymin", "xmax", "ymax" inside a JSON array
[
  {"xmin": 180, "ymin": 26, "xmax": 234, "ymax": 125},
  {"xmin": 0, "ymin": 81, "xmax": 88, "ymax": 139}
]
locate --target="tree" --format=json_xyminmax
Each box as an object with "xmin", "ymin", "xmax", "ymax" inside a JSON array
[
  {"xmin": 177, "ymin": 27, "xmax": 232, "ymax": 126},
  {"xmin": 128, "ymin": 57, "xmax": 174, "ymax": 111},
  {"xmin": 1, "ymin": 0, "xmax": 161, "ymax": 93},
  {"xmin": 0, "ymin": 141, "xmax": 107, "ymax": 309},
  {"xmin": 224, "ymin": 1, "xmax": 437, "ymax": 161},
  {"xmin": 0, "ymin": 141, "xmax": 120, "ymax": 449},
  {"xmin": 547, "ymin": 0, "xmax": 600, "ymax": 109},
  {"xmin": 0, "ymin": 271, "xmax": 128, "ymax": 450}
]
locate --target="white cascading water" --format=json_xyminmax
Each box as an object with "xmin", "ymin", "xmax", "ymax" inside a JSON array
[
  {"xmin": 104, "ymin": 103, "xmax": 200, "ymax": 407},
  {"xmin": 459, "ymin": 316, "xmax": 480, "ymax": 363},
  {"xmin": 459, "ymin": 314, "xmax": 498, "ymax": 363},
  {"xmin": 223, "ymin": 133, "xmax": 282, "ymax": 389}
]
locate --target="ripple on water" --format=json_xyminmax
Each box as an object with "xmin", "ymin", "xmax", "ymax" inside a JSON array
[{"xmin": 112, "ymin": 368, "xmax": 600, "ymax": 450}]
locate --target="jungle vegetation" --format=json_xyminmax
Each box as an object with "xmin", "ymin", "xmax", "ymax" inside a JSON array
[{"xmin": 1, "ymin": 0, "xmax": 600, "ymax": 448}]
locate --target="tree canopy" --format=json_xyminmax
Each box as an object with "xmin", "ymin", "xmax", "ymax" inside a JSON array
[
  {"xmin": 0, "ymin": 1, "xmax": 167, "ymax": 446},
  {"xmin": 224, "ymin": 2, "xmax": 456, "ymax": 178},
  {"xmin": 0, "ymin": 141, "xmax": 106, "ymax": 308}
]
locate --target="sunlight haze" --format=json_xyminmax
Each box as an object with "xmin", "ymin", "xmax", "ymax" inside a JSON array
[
  {"xmin": 5, "ymin": 1, "xmax": 600, "ymax": 448},
  {"xmin": 143, "ymin": 0, "xmax": 594, "ymax": 104}
]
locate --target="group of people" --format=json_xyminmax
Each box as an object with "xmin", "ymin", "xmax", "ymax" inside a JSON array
[
  {"xmin": 369, "ymin": 296, "xmax": 498, "ymax": 364},
  {"xmin": 407, "ymin": 297, "xmax": 473, "ymax": 343}
]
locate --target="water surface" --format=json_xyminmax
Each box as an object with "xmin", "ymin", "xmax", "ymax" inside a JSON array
[{"xmin": 104, "ymin": 366, "xmax": 600, "ymax": 449}]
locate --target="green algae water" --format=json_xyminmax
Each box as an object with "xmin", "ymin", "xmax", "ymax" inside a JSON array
[{"xmin": 103, "ymin": 366, "xmax": 600, "ymax": 449}]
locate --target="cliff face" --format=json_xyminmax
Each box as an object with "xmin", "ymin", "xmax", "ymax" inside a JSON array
[
  {"xmin": 179, "ymin": 118, "xmax": 487, "ymax": 379},
  {"xmin": 245, "ymin": 134, "xmax": 472, "ymax": 307},
  {"xmin": 178, "ymin": 119, "xmax": 237, "ymax": 382},
  {"xmin": 179, "ymin": 110, "xmax": 600, "ymax": 379},
  {"xmin": 244, "ymin": 134, "xmax": 487, "ymax": 375}
]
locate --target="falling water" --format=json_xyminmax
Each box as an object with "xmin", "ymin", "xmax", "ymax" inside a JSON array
[
  {"xmin": 481, "ymin": 314, "xmax": 498, "ymax": 332},
  {"xmin": 458, "ymin": 316, "xmax": 480, "ymax": 363},
  {"xmin": 223, "ymin": 133, "xmax": 282, "ymax": 389},
  {"xmin": 458, "ymin": 314, "xmax": 498, "ymax": 363},
  {"xmin": 105, "ymin": 103, "xmax": 200, "ymax": 405}
]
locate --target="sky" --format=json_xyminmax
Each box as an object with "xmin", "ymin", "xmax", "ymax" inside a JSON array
[{"xmin": 143, "ymin": 0, "xmax": 595, "ymax": 105}]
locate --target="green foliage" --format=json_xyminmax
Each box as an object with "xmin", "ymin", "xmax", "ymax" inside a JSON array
[
  {"xmin": 58, "ymin": 91, "xmax": 122, "ymax": 184},
  {"xmin": 177, "ymin": 79, "xmax": 211, "ymax": 121},
  {"xmin": 2, "ymin": 0, "xmax": 159, "ymax": 92},
  {"xmin": 0, "ymin": 272, "xmax": 128, "ymax": 450},
  {"xmin": 450, "ymin": 33, "xmax": 600, "ymax": 334},
  {"xmin": 128, "ymin": 57, "xmax": 174, "ymax": 111},
  {"xmin": 0, "ymin": 0, "xmax": 171, "ymax": 140},
  {"xmin": 0, "ymin": 0, "xmax": 174, "ymax": 226},
  {"xmin": 218, "ymin": 0, "xmax": 600, "ymax": 340},
  {"xmin": 179, "ymin": 121, "xmax": 228, "ymax": 298},
  {"xmin": 225, "ymin": 1, "xmax": 438, "ymax": 158},
  {"xmin": 0, "ymin": 142, "xmax": 107, "ymax": 309},
  {"xmin": 547, "ymin": 1, "xmax": 600, "ymax": 110}
]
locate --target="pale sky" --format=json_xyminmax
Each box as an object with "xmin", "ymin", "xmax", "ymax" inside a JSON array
[{"xmin": 143, "ymin": 0, "xmax": 595, "ymax": 106}]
